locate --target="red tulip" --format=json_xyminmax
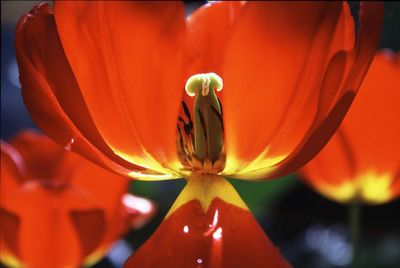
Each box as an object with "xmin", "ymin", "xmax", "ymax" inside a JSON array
[
  {"xmin": 0, "ymin": 130, "xmax": 155, "ymax": 267},
  {"xmin": 15, "ymin": 1, "xmax": 383, "ymax": 267},
  {"xmin": 301, "ymin": 51, "xmax": 400, "ymax": 205}
]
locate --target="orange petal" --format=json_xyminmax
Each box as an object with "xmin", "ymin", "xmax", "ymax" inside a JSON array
[
  {"xmin": 0, "ymin": 209, "xmax": 21, "ymax": 264},
  {"xmin": 125, "ymin": 199, "xmax": 291, "ymax": 268},
  {"xmin": 69, "ymin": 153, "xmax": 129, "ymax": 215},
  {"xmin": 1, "ymin": 132, "xmax": 151, "ymax": 266},
  {"xmin": 186, "ymin": 1, "xmax": 244, "ymax": 77},
  {"xmin": 182, "ymin": 1, "xmax": 244, "ymax": 113},
  {"xmin": 1, "ymin": 141, "xmax": 25, "ymax": 197},
  {"xmin": 222, "ymin": 2, "xmax": 383, "ymax": 179},
  {"xmin": 301, "ymin": 51, "xmax": 400, "ymax": 204},
  {"xmin": 9, "ymin": 130, "xmax": 65, "ymax": 180},
  {"xmin": 54, "ymin": 1, "xmax": 186, "ymax": 174},
  {"xmin": 221, "ymin": 2, "xmax": 345, "ymax": 178},
  {"xmin": 271, "ymin": 2, "xmax": 384, "ymax": 179},
  {"xmin": 343, "ymin": 51, "xmax": 400, "ymax": 177},
  {"xmin": 70, "ymin": 209, "xmax": 106, "ymax": 259},
  {"xmin": 15, "ymin": 3, "xmax": 144, "ymax": 177},
  {"xmin": 1, "ymin": 182, "xmax": 102, "ymax": 267},
  {"xmin": 300, "ymin": 128, "xmax": 356, "ymax": 189}
]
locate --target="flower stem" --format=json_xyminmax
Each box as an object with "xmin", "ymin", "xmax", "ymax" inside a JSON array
[{"xmin": 349, "ymin": 202, "xmax": 361, "ymax": 268}]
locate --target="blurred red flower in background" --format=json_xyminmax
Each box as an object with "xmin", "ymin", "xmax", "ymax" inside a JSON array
[
  {"xmin": 301, "ymin": 51, "xmax": 400, "ymax": 205},
  {"xmin": 14, "ymin": 1, "xmax": 383, "ymax": 267},
  {"xmin": 0, "ymin": 130, "xmax": 155, "ymax": 268}
]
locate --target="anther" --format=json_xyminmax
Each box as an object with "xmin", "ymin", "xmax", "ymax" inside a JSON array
[
  {"xmin": 210, "ymin": 105, "xmax": 224, "ymax": 132},
  {"xmin": 182, "ymin": 101, "xmax": 192, "ymax": 121}
]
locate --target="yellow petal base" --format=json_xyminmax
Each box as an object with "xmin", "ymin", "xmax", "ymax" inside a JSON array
[{"xmin": 165, "ymin": 175, "xmax": 248, "ymax": 218}]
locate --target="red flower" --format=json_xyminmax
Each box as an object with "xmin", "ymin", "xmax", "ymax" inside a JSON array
[
  {"xmin": 0, "ymin": 130, "xmax": 155, "ymax": 267},
  {"xmin": 301, "ymin": 51, "xmax": 400, "ymax": 205},
  {"xmin": 15, "ymin": 1, "xmax": 383, "ymax": 267}
]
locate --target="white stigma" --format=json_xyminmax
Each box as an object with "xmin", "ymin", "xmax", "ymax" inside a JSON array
[{"xmin": 185, "ymin": 72, "xmax": 223, "ymax": 97}]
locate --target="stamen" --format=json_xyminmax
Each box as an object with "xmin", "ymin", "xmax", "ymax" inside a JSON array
[
  {"xmin": 178, "ymin": 116, "xmax": 186, "ymax": 124},
  {"xmin": 197, "ymin": 109, "xmax": 208, "ymax": 141},
  {"xmin": 177, "ymin": 125, "xmax": 185, "ymax": 152},
  {"xmin": 210, "ymin": 105, "xmax": 224, "ymax": 133},
  {"xmin": 182, "ymin": 101, "xmax": 192, "ymax": 121}
]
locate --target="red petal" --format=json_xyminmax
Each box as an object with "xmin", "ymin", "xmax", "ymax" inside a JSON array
[
  {"xmin": 1, "ymin": 141, "xmax": 25, "ymax": 196},
  {"xmin": 186, "ymin": 1, "xmax": 244, "ymax": 77},
  {"xmin": 54, "ymin": 1, "xmax": 186, "ymax": 173},
  {"xmin": 9, "ymin": 130, "xmax": 66, "ymax": 180},
  {"xmin": 0, "ymin": 209, "xmax": 21, "ymax": 261},
  {"xmin": 182, "ymin": 1, "xmax": 244, "ymax": 113},
  {"xmin": 70, "ymin": 209, "xmax": 106, "ymax": 259},
  {"xmin": 125, "ymin": 199, "xmax": 291, "ymax": 268},
  {"xmin": 15, "ymin": 3, "xmax": 144, "ymax": 177},
  {"xmin": 271, "ymin": 2, "xmax": 384, "ymax": 178},
  {"xmin": 343, "ymin": 52, "xmax": 400, "ymax": 177},
  {"xmin": 1, "ymin": 182, "xmax": 101, "ymax": 267},
  {"xmin": 302, "ymin": 51, "xmax": 400, "ymax": 204},
  {"xmin": 220, "ymin": 2, "xmax": 346, "ymax": 178}
]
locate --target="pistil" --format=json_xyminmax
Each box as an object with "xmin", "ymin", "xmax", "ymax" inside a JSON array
[
  {"xmin": 185, "ymin": 73, "xmax": 224, "ymax": 163},
  {"xmin": 177, "ymin": 73, "xmax": 225, "ymax": 174}
]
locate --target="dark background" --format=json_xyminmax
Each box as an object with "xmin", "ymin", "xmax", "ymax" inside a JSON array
[{"xmin": 1, "ymin": 1, "xmax": 399, "ymax": 268}]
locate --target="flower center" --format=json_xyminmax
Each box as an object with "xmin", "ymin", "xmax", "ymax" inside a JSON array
[{"xmin": 177, "ymin": 73, "xmax": 225, "ymax": 174}]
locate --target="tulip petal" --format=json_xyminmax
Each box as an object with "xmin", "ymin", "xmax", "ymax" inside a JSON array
[
  {"xmin": 186, "ymin": 1, "xmax": 244, "ymax": 77},
  {"xmin": 221, "ymin": 2, "xmax": 383, "ymax": 179},
  {"xmin": 54, "ymin": 1, "xmax": 186, "ymax": 175},
  {"xmin": 1, "ymin": 182, "xmax": 102, "ymax": 267},
  {"xmin": 1, "ymin": 141, "xmax": 25, "ymax": 195},
  {"xmin": 269, "ymin": 2, "xmax": 384, "ymax": 179},
  {"xmin": 125, "ymin": 199, "xmax": 291, "ymax": 268},
  {"xmin": 341, "ymin": 52, "xmax": 400, "ymax": 179},
  {"xmin": 182, "ymin": 1, "xmax": 244, "ymax": 113},
  {"xmin": 70, "ymin": 209, "xmax": 106, "ymax": 259},
  {"xmin": 302, "ymin": 51, "xmax": 400, "ymax": 204},
  {"xmin": 9, "ymin": 130, "xmax": 65, "ymax": 180},
  {"xmin": 221, "ymin": 2, "xmax": 345, "ymax": 178},
  {"xmin": 15, "ymin": 3, "xmax": 145, "ymax": 177},
  {"xmin": 0, "ymin": 209, "xmax": 20, "ymax": 262}
]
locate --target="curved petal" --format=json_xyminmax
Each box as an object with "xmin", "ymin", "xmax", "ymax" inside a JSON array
[
  {"xmin": 183, "ymin": 1, "xmax": 244, "ymax": 113},
  {"xmin": 1, "ymin": 141, "xmax": 25, "ymax": 197},
  {"xmin": 0, "ymin": 209, "xmax": 21, "ymax": 264},
  {"xmin": 70, "ymin": 209, "xmax": 106, "ymax": 260},
  {"xmin": 15, "ymin": 3, "xmax": 145, "ymax": 177},
  {"xmin": 125, "ymin": 199, "xmax": 290, "ymax": 268},
  {"xmin": 84, "ymin": 193, "xmax": 157, "ymax": 266},
  {"xmin": 222, "ymin": 2, "xmax": 383, "ymax": 179},
  {"xmin": 54, "ymin": 1, "xmax": 186, "ymax": 175},
  {"xmin": 69, "ymin": 152, "xmax": 129, "ymax": 215},
  {"xmin": 1, "ymin": 181, "xmax": 102, "ymax": 267},
  {"xmin": 300, "ymin": 128, "xmax": 356, "ymax": 191},
  {"xmin": 186, "ymin": 1, "xmax": 244, "ymax": 77},
  {"xmin": 269, "ymin": 2, "xmax": 384, "ymax": 179},
  {"xmin": 9, "ymin": 130, "xmax": 66, "ymax": 180},
  {"xmin": 344, "ymin": 51, "xmax": 400, "ymax": 177},
  {"xmin": 302, "ymin": 51, "xmax": 400, "ymax": 205},
  {"xmin": 221, "ymin": 2, "xmax": 344, "ymax": 177}
]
